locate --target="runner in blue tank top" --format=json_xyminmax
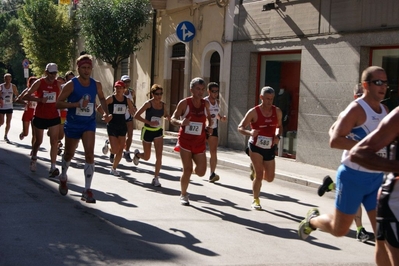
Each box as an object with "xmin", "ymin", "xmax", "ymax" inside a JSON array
[{"xmin": 55, "ymin": 54, "xmax": 112, "ymax": 204}]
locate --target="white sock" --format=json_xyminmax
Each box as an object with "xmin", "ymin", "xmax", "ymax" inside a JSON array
[
  {"xmin": 84, "ymin": 163, "xmax": 95, "ymax": 190},
  {"xmin": 61, "ymin": 157, "xmax": 70, "ymax": 180}
]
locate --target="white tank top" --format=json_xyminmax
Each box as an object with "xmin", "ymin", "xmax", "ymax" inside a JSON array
[
  {"xmin": 124, "ymin": 91, "xmax": 133, "ymax": 120},
  {"xmin": 341, "ymin": 98, "xmax": 388, "ymax": 173},
  {"xmin": 0, "ymin": 83, "xmax": 14, "ymax": 110},
  {"xmin": 204, "ymin": 96, "xmax": 219, "ymax": 129}
]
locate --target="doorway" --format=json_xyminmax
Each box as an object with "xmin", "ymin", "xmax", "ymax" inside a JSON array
[
  {"xmin": 259, "ymin": 52, "xmax": 301, "ymax": 158},
  {"xmin": 170, "ymin": 59, "xmax": 185, "ymax": 132}
]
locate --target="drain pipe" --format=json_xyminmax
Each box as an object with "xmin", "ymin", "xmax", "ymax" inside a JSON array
[{"xmin": 150, "ymin": 9, "xmax": 157, "ymax": 86}]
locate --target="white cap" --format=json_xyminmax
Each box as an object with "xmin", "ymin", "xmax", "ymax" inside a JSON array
[
  {"xmin": 121, "ymin": 75, "xmax": 131, "ymax": 82},
  {"xmin": 45, "ymin": 63, "xmax": 58, "ymax": 73}
]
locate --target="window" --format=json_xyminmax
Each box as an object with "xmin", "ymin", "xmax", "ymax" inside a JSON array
[
  {"xmin": 172, "ymin": 43, "xmax": 185, "ymax": 58},
  {"xmin": 120, "ymin": 57, "xmax": 129, "ymax": 76}
]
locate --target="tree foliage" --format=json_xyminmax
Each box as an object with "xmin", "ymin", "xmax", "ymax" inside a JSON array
[
  {"xmin": 18, "ymin": 0, "xmax": 76, "ymax": 75},
  {"xmin": 0, "ymin": 0, "xmax": 25, "ymax": 87},
  {"xmin": 78, "ymin": 0, "xmax": 151, "ymax": 79}
]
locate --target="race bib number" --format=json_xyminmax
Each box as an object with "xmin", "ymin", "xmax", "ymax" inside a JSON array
[
  {"xmin": 184, "ymin": 121, "xmax": 203, "ymax": 136},
  {"xmin": 76, "ymin": 103, "xmax": 94, "ymax": 116},
  {"xmin": 113, "ymin": 104, "xmax": 126, "ymax": 115},
  {"xmin": 151, "ymin": 116, "xmax": 162, "ymax": 127},
  {"xmin": 43, "ymin": 92, "xmax": 56, "ymax": 103},
  {"xmin": 376, "ymin": 147, "xmax": 387, "ymax": 158},
  {"xmin": 255, "ymin": 135, "xmax": 273, "ymax": 149},
  {"xmin": 29, "ymin": 101, "xmax": 37, "ymax": 108},
  {"xmin": 4, "ymin": 96, "xmax": 12, "ymax": 104}
]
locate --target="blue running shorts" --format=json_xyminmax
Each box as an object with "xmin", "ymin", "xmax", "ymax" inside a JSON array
[{"xmin": 335, "ymin": 164, "xmax": 383, "ymax": 215}]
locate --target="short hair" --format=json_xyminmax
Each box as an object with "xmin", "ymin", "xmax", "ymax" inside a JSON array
[
  {"xmin": 260, "ymin": 86, "xmax": 275, "ymax": 95},
  {"xmin": 65, "ymin": 71, "xmax": 75, "ymax": 78},
  {"xmin": 190, "ymin": 77, "xmax": 205, "ymax": 88},
  {"xmin": 150, "ymin": 84, "xmax": 163, "ymax": 94},
  {"xmin": 361, "ymin": 66, "xmax": 385, "ymax": 82},
  {"xmin": 77, "ymin": 54, "xmax": 93, "ymax": 64},
  {"xmin": 207, "ymin": 82, "xmax": 219, "ymax": 90}
]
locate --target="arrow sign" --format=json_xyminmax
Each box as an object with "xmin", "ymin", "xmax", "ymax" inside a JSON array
[{"xmin": 176, "ymin": 21, "xmax": 196, "ymax": 43}]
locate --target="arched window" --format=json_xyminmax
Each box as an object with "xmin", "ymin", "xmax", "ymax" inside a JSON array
[
  {"xmin": 172, "ymin": 43, "xmax": 185, "ymax": 58},
  {"xmin": 210, "ymin": 52, "xmax": 220, "ymax": 83}
]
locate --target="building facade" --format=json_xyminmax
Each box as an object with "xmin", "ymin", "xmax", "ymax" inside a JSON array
[
  {"xmin": 228, "ymin": 0, "xmax": 399, "ymax": 169},
  {"xmin": 90, "ymin": 0, "xmax": 399, "ymax": 170}
]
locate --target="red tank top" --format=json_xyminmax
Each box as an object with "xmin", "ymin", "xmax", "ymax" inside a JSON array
[
  {"xmin": 34, "ymin": 78, "xmax": 60, "ymax": 119},
  {"xmin": 249, "ymin": 105, "xmax": 278, "ymax": 149},
  {"xmin": 178, "ymin": 97, "xmax": 207, "ymax": 143}
]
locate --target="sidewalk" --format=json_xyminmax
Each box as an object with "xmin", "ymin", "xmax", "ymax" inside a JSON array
[{"xmin": 95, "ymin": 122, "xmax": 336, "ymax": 189}]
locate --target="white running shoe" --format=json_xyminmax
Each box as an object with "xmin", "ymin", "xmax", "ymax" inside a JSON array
[
  {"xmin": 102, "ymin": 140, "xmax": 109, "ymax": 155},
  {"xmin": 180, "ymin": 194, "xmax": 190, "ymax": 206},
  {"xmin": 110, "ymin": 168, "xmax": 120, "ymax": 177},
  {"xmin": 133, "ymin": 149, "xmax": 140, "ymax": 166},
  {"xmin": 151, "ymin": 177, "xmax": 162, "ymax": 187},
  {"xmin": 30, "ymin": 159, "xmax": 37, "ymax": 172}
]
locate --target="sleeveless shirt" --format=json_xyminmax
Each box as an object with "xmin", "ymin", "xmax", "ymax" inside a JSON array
[
  {"xmin": 178, "ymin": 97, "xmax": 207, "ymax": 143},
  {"xmin": 249, "ymin": 105, "xmax": 278, "ymax": 149},
  {"xmin": 341, "ymin": 98, "xmax": 388, "ymax": 172},
  {"xmin": 34, "ymin": 78, "xmax": 59, "ymax": 119}
]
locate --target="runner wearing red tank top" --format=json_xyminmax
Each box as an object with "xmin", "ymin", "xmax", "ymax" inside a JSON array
[
  {"xmin": 171, "ymin": 77, "xmax": 213, "ymax": 206},
  {"xmin": 238, "ymin": 86, "xmax": 283, "ymax": 210},
  {"xmin": 22, "ymin": 63, "xmax": 62, "ymax": 178}
]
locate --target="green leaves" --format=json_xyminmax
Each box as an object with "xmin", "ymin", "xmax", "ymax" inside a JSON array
[
  {"xmin": 78, "ymin": 0, "xmax": 151, "ymax": 69},
  {"xmin": 18, "ymin": 0, "xmax": 76, "ymax": 75}
]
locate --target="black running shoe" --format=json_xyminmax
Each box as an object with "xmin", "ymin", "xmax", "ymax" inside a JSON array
[{"xmin": 317, "ymin": 175, "xmax": 333, "ymax": 197}]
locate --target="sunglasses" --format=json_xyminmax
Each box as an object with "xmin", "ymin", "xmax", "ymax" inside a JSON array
[
  {"xmin": 369, "ymin": 80, "xmax": 389, "ymax": 86},
  {"xmin": 211, "ymin": 90, "xmax": 219, "ymax": 93},
  {"xmin": 153, "ymin": 92, "xmax": 163, "ymax": 96}
]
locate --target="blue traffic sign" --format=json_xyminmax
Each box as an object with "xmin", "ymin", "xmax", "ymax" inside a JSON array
[
  {"xmin": 22, "ymin": 59, "xmax": 29, "ymax": 69},
  {"xmin": 176, "ymin": 21, "xmax": 196, "ymax": 43}
]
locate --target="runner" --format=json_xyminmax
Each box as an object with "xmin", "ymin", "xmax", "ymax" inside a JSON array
[
  {"xmin": 134, "ymin": 84, "xmax": 170, "ymax": 187},
  {"xmin": 55, "ymin": 54, "xmax": 112, "ymax": 203},
  {"xmin": 97, "ymin": 80, "xmax": 135, "ymax": 176},
  {"xmin": 0, "ymin": 73, "xmax": 19, "ymax": 143},
  {"xmin": 57, "ymin": 71, "xmax": 75, "ymax": 155},
  {"xmin": 22, "ymin": 64, "xmax": 61, "ymax": 177},
  {"xmin": 15, "ymin": 76, "xmax": 38, "ymax": 146},
  {"xmin": 204, "ymin": 82, "xmax": 227, "ymax": 183},
  {"xmin": 349, "ymin": 102, "xmax": 399, "ymax": 266},
  {"xmin": 170, "ymin": 77, "xmax": 213, "ymax": 205},
  {"xmin": 237, "ymin": 86, "xmax": 283, "ymax": 210},
  {"xmin": 298, "ymin": 66, "xmax": 389, "ymax": 265},
  {"xmin": 121, "ymin": 75, "xmax": 137, "ymax": 162}
]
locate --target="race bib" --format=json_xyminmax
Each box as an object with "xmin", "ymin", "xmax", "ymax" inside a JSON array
[
  {"xmin": 184, "ymin": 121, "xmax": 203, "ymax": 136},
  {"xmin": 151, "ymin": 116, "xmax": 162, "ymax": 127},
  {"xmin": 76, "ymin": 103, "xmax": 94, "ymax": 116},
  {"xmin": 29, "ymin": 101, "xmax": 37, "ymax": 108},
  {"xmin": 4, "ymin": 96, "xmax": 12, "ymax": 104},
  {"xmin": 113, "ymin": 104, "xmax": 126, "ymax": 115},
  {"xmin": 43, "ymin": 91, "xmax": 56, "ymax": 103},
  {"xmin": 255, "ymin": 135, "xmax": 273, "ymax": 149}
]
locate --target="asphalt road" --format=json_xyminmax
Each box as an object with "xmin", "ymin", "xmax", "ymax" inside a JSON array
[{"xmin": 0, "ymin": 108, "xmax": 375, "ymax": 265}]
